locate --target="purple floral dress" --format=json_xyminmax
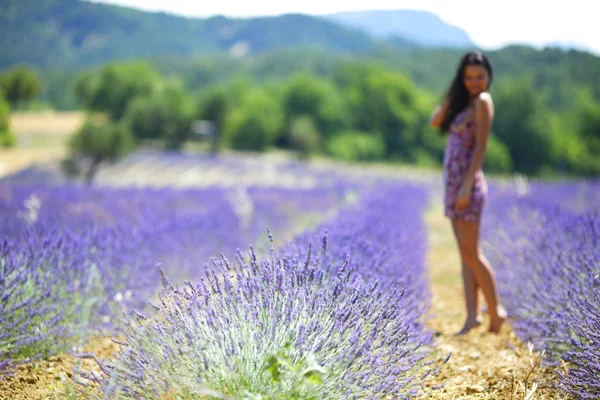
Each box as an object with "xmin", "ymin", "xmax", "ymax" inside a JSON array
[{"xmin": 442, "ymin": 106, "xmax": 487, "ymax": 222}]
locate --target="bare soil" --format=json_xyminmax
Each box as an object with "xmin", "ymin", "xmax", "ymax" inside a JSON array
[{"xmin": 0, "ymin": 338, "xmax": 116, "ymax": 400}]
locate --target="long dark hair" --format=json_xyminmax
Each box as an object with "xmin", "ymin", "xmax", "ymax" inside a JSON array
[{"xmin": 439, "ymin": 50, "xmax": 493, "ymax": 134}]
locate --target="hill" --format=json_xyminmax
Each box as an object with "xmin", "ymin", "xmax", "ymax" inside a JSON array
[
  {"xmin": 324, "ymin": 10, "xmax": 474, "ymax": 48},
  {"xmin": 0, "ymin": 0, "xmax": 400, "ymax": 68}
]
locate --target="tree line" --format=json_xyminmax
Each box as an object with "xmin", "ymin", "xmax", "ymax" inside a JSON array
[{"xmin": 2, "ymin": 54, "xmax": 599, "ymax": 180}]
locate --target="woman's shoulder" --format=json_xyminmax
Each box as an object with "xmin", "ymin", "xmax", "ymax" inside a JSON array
[
  {"xmin": 473, "ymin": 92, "xmax": 495, "ymax": 117},
  {"xmin": 474, "ymin": 91, "xmax": 493, "ymax": 105}
]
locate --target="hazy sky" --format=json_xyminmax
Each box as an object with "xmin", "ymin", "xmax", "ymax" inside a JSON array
[{"xmin": 91, "ymin": 0, "xmax": 600, "ymax": 54}]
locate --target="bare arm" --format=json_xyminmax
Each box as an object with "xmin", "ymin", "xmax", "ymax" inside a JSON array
[
  {"xmin": 429, "ymin": 101, "xmax": 449, "ymax": 128},
  {"xmin": 463, "ymin": 93, "xmax": 494, "ymax": 189}
]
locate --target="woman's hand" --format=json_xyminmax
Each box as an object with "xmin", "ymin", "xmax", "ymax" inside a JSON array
[
  {"xmin": 429, "ymin": 101, "xmax": 449, "ymax": 128},
  {"xmin": 455, "ymin": 182, "xmax": 471, "ymax": 212}
]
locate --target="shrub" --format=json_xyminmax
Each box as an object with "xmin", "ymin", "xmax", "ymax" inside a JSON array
[
  {"xmin": 224, "ymin": 90, "xmax": 283, "ymax": 152},
  {"xmin": 288, "ymin": 115, "xmax": 321, "ymax": 158},
  {"xmin": 0, "ymin": 92, "xmax": 15, "ymax": 148},
  {"xmin": 483, "ymin": 133, "xmax": 513, "ymax": 173},
  {"xmin": 125, "ymin": 78, "xmax": 195, "ymax": 150},
  {"xmin": 325, "ymin": 131, "xmax": 385, "ymax": 162},
  {"xmin": 482, "ymin": 183, "xmax": 600, "ymax": 398},
  {"xmin": 69, "ymin": 118, "xmax": 135, "ymax": 183},
  {"xmin": 76, "ymin": 183, "xmax": 444, "ymax": 399}
]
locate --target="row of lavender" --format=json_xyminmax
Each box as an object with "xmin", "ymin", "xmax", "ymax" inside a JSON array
[
  {"xmin": 482, "ymin": 179, "xmax": 600, "ymax": 399},
  {"xmin": 77, "ymin": 181, "xmax": 442, "ymax": 399},
  {"xmin": 0, "ymin": 181, "xmax": 352, "ymax": 378}
]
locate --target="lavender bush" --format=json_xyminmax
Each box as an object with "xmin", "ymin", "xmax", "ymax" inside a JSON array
[
  {"xmin": 0, "ymin": 226, "xmax": 152, "ymax": 378},
  {"xmin": 77, "ymin": 183, "xmax": 442, "ymax": 399},
  {"xmin": 482, "ymin": 182, "xmax": 600, "ymax": 399},
  {"xmin": 0, "ymin": 180, "xmax": 350, "ymax": 379},
  {"xmin": 488, "ymin": 177, "xmax": 600, "ymax": 214},
  {"xmin": 284, "ymin": 183, "xmax": 431, "ymax": 337},
  {"xmin": 559, "ymin": 274, "xmax": 600, "ymax": 399}
]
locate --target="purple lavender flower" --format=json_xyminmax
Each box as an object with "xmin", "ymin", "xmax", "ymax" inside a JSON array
[
  {"xmin": 76, "ymin": 183, "xmax": 438, "ymax": 399},
  {"xmin": 482, "ymin": 180, "xmax": 600, "ymax": 398},
  {"xmin": 0, "ymin": 178, "xmax": 352, "ymax": 378}
]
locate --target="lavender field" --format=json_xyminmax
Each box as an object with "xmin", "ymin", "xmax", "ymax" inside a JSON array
[
  {"xmin": 482, "ymin": 178, "xmax": 600, "ymax": 399},
  {"xmin": 0, "ymin": 152, "xmax": 598, "ymax": 399}
]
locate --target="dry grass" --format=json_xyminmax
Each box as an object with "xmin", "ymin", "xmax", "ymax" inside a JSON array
[
  {"xmin": 0, "ymin": 112, "xmax": 83, "ymax": 178},
  {"xmin": 9, "ymin": 111, "xmax": 84, "ymax": 136}
]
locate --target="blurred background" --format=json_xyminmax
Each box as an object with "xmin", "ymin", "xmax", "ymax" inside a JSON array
[{"xmin": 1, "ymin": 0, "xmax": 599, "ymax": 182}]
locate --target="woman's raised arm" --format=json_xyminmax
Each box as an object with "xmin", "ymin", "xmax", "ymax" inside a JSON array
[{"xmin": 429, "ymin": 101, "xmax": 448, "ymax": 129}]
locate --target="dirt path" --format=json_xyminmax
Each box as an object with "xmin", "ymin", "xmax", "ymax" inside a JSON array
[
  {"xmin": 422, "ymin": 201, "xmax": 567, "ymax": 399},
  {"xmin": 0, "ymin": 337, "xmax": 115, "ymax": 400}
]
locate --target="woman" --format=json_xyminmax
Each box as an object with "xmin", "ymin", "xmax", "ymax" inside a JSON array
[{"xmin": 429, "ymin": 50, "xmax": 507, "ymax": 335}]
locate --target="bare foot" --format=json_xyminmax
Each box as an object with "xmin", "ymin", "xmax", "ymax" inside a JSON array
[
  {"xmin": 455, "ymin": 316, "xmax": 483, "ymax": 336},
  {"xmin": 488, "ymin": 305, "xmax": 508, "ymax": 333}
]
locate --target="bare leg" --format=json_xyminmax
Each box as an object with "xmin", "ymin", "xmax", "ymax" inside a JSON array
[
  {"xmin": 454, "ymin": 219, "xmax": 507, "ymax": 333},
  {"xmin": 478, "ymin": 250, "xmax": 507, "ymax": 333},
  {"xmin": 452, "ymin": 220, "xmax": 482, "ymax": 335}
]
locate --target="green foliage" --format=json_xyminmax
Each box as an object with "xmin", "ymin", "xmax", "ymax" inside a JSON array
[
  {"xmin": 196, "ymin": 85, "xmax": 230, "ymax": 153},
  {"xmin": 0, "ymin": 92, "xmax": 15, "ymax": 148},
  {"xmin": 125, "ymin": 78, "xmax": 194, "ymax": 150},
  {"xmin": 74, "ymin": 60, "xmax": 158, "ymax": 120},
  {"xmin": 281, "ymin": 73, "xmax": 349, "ymax": 143},
  {"xmin": 483, "ymin": 133, "xmax": 513, "ymax": 173},
  {"xmin": 336, "ymin": 63, "xmax": 430, "ymax": 160},
  {"xmin": 262, "ymin": 339, "xmax": 326, "ymax": 399},
  {"xmin": 570, "ymin": 89, "xmax": 600, "ymax": 175},
  {"xmin": 69, "ymin": 117, "xmax": 134, "ymax": 182},
  {"xmin": 58, "ymin": 52, "xmax": 599, "ymax": 177},
  {"xmin": 574, "ymin": 90, "xmax": 600, "ymax": 152},
  {"xmin": 0, "ymin": 64, "xmax": 42, "ymax": 108},
  {"xmin": 224, "ymin": 89, "xmax": 284, "ymax": 151},
  {"xmin": 0, "ymin": 0, "xmax": 377, "ymax": 69},
  {"xmin": 0, "ymin": 130, "xmax": 15, "ymax": 148},
  {"xmin": 325, "ymin": 131, "xmax": 385, "ymax": 162},
  {"xmin": 2, "ymin": 4, "xmax": 597, "ymax": 179},
  {"xmin": 491, "ymin": 76, "xmax": 555, "ymax": 175},
  {"xmin": 288, "ymin": 115, "xmax": 321, "ymax": 158},
  {"xmin": 71, "ymin": 117, "xmax": 134, "ymax": 162}
]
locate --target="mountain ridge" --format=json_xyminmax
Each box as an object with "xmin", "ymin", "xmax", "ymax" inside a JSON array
[
  {"xmin": 324, "ymin": 9, "xmax": 474, "ymax": 48},
  {"xmin": 0, "ymin": 0, "xmax": 475, "ymax": 69}
]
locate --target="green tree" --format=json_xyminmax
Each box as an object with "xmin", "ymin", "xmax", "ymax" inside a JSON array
[
  {"xmin": 197, "ymin": 85, "xmax": 230, "ymax": 153},
  {"xmin": 288, "ymin": 115, "xmax": 321, "ymax": 158},
  {"xmin": 74, "ymin": 61, "xmax": 158, "ymax": 120},
  {"xmin": 125, "ymin": 77, "xmax": 195, "ymax": 150},
  {"xmin": 69, "ymin": 118, "xmax": 135, "ymax": 184},
  {"xmin": 325, "ymin": 130, "xmax": 385, "ymax": 162},
  {"xmin": 224, "ymin": 89, "xmax": 284, "ymax": 152},
  {"xmin": 572, "ymin": 89, "xmax": 600, "ymax": 175},
  {"xmin": 483, "ymin": 133, "xmax": 513, "ymax": 174},
  {"xmin": 281, "ymin": 73, "xmax": 349, "ymax": 145},
  {"xmin": 336, "ymin": 63, "xmax": 430, "ymax": 160},
  {"xmin": 492, "ymin": 76, "xmax": 555, "ymax": 175},
  {"xmin": 0, "ymin": 65, "xmax": 41, "ymax": 108},
  {"xmin": 0, "ymin": 91, "xmax": 15, "ymax": 147}
]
